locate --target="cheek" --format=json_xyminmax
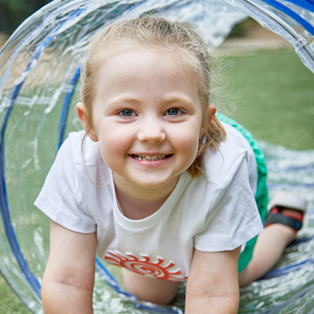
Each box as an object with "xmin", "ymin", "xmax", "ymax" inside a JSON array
[
  {"xmin": 97, "ymin": 122, "xmax": 134, "ymax": 161},
  {"xmin": 171, "ymin": 126, "xmax": 200, "ymax": 159}
]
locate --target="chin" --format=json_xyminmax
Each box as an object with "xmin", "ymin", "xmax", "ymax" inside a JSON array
[
  {"xmin": 136, "ymin": 180, "xmax": 169, "ymax": 189},
  {"xmin": 134, "ymin": 174, "xmax": 179, "ymax": 190}
]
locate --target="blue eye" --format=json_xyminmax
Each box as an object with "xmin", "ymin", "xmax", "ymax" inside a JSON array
[
  {"xmin": 119, "ymin": 109, "xmax": 134, "ymax": 117},
  {"xmin": 166, "ymin": 108, "xmax": 181, "ymax": 116}
]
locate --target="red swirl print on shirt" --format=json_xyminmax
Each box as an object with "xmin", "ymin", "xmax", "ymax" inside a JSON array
[{"xmin": 104, "ymin": 250, "xmax": 187, "ymax": 281}]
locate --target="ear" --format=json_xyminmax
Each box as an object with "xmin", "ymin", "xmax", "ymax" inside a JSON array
[
  {"xmin": 200, "ymin": 104, "xmax": 217, "ymax": 137},
  {"xmin": 207, "ymin": 104, "xmax": 216, "ymax": 123},
  {"xmin": 76, "ymin": 102, "xmax": 98, "ymax": 142}
]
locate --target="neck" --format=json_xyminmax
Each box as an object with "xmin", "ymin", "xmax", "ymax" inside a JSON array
[{"xmin": 113, "ymin": 173, "xmax": 179, "ymax": 220}]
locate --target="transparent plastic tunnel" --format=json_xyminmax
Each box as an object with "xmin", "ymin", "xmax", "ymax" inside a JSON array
[{"xmin": 0, "ymin": 0, "xmax": 314, "ymax": 313}]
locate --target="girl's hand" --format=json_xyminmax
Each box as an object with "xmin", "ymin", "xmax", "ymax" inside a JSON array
[
  {"xmin": 41, "ymin": 220, "xmax": 97, "ymax": 314},
  {"xmin": 185, "ymin": 247, "xmax": 241, "ymax": 314}
]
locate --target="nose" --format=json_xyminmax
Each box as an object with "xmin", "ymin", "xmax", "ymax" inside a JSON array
[{"xmin": 137, "ymin": 118, "xmax": 166, "ymax": 143}]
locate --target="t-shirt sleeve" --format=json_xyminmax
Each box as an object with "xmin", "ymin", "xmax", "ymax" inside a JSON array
[
  {"xmin": 34, "ymin": 135, "xmax": 97, "ymax": 233},
  {"xmin": 194, "ymin": 157, "xmax": 263, "ymax": 252}
]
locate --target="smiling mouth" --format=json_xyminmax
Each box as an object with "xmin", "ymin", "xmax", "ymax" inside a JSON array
[{"xmin": 132, "ymin": 154, "xmax": 171, "ymax": 161}]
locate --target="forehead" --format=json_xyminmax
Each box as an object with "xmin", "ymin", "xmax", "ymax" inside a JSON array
[
  {"xmin": 97, "ymin": 46, "xmax": 191, "ymax": 76},
  {"xmin": 94, "ymin": 47, "xmax": 200, "ymax": 97}
]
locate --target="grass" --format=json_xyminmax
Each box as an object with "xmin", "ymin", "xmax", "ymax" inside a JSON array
[
  {"xmin": 0, "ymin": 48, "xmax": 313, "ymax": 313},
  {"xmin": 221, "ymin": 49, "xmax": 314, "ymax": 150},
  {"xmin": 0, "ymin": 277, "xmax": 30, "ymax": 314}
]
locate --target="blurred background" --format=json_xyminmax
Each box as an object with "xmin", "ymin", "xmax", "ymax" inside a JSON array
[
  {"xmin": 0, "ymin": 0, "xmax": 50, "ymax": 34},
  {"xmin": 0, "ymin": 0, "xmax": 51, "ymax": 52}
]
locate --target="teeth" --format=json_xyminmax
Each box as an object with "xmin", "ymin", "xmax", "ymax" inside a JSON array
[{"xmin": 133, "ymin": 154, "xmax": 167, "ymax": 161}]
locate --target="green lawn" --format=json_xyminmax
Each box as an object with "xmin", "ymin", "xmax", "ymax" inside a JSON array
[
  {"xmin": 0, "ymin": 48, "xmax": 313, "ymax": 313},
  {"xmin": 0, "ymin": 277, "xmax": 30, "ymax": 314},
  {"xmin": 222, "ymin": 49, "xmax": 314, "ymax": 150}
]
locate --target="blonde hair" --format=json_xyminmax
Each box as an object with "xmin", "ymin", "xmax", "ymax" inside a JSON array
[{"xmin": 81, "ymin": 15, "xmax": 226, "ymax": 178}]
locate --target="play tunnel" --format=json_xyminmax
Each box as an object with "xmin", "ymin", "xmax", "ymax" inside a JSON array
[{"xmin": 0, "ymin": 0, "xmax": 314, "ymax": 313}]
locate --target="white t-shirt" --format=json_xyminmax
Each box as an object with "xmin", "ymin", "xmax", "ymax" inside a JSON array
[{"xmin": 35, "ymin": 122, "xmax": 263, "ymax": 281}]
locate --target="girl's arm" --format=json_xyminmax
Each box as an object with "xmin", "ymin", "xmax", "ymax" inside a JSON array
[
  {"xmin": 41, "ymin": 220, "xmax": 97, "ymax": 314},
  {"xmin": 185, "ymin": 247, "xmax": 241, "ymax": 314}
]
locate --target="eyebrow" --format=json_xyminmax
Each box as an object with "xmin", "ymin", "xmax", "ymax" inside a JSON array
[
  {"xmin": 109, "ymin": 98, "xmax": 140, "ymax": 106},
  {"xmin": 109, "ymin": 95, "xmax": 194, "ymax": 107},
  {"xmin": 162, "ymin": 96, "xmax": 194, "ymax": 106}
]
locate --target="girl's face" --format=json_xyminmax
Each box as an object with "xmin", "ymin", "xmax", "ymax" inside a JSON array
[{"xmin": 78, "ymin": 48, "xmax": 214, "ymax": 195}]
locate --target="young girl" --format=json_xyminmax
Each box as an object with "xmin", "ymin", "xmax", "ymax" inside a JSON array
[{"xmin": 35, "ymin": 16, "xmax": 307, "ymax": 314}]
